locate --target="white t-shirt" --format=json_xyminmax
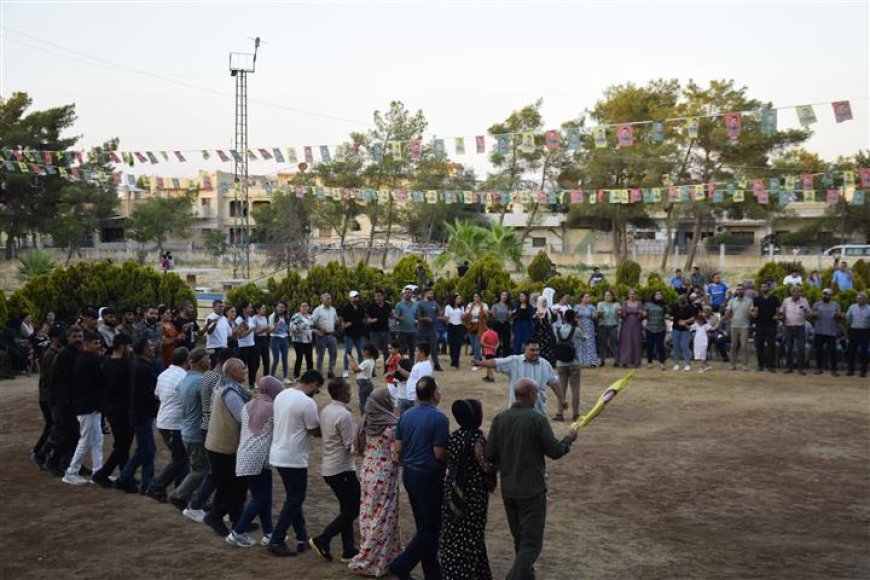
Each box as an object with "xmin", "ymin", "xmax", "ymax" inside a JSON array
[
  {"xmin": 269, "ymin": 388, "xmax": 320, "ymax": 468},
  {"xmin": 205, "ymin": 313, "xmax": 231, "ymax": 350},
  {"xmin": 253, "ymin": 314, "xmax": 270, "ymax": 336},
  {"xmin": 444, "ymin": 305, "xmax": 465, "ymax": 325},
  {"xmin": 783, "ymin": 274, "xmax": 803, "ymax": 285},
  {"xmin": 357, "ymin": 358, "xmax": 375, "ymax": 380},
  {"xmin": 235, "ymin": 315, "xmax": 255, "ymax": 347},
  {"xmin": 155, "ymin": 365, "xmax": 188, "ymax": 430},
  {"xmin": 405, "ymin": 360, "xmax": 433, "ymax": 401}
]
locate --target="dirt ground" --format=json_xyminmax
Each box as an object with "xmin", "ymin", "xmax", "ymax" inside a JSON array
[{"xmin": 1, "ymin": 358, "xmax": 868, "ymax": 579}]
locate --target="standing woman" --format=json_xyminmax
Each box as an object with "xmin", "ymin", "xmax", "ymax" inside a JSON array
[
  {"xmin": 443, "ymin": 294, "xmax": 466, "ymax": 370},
  {"xmin": 595, "ymin": 291, "xmax": 621, "ymax": 366},
  {"xmin": 532, "ymin": 295, "xmax": 558, "ymax": 366},
  {"xmin": 575, "ymin": 293, "xmax": 598, "ymax": 367},
  {"xmin": 159, "ymin": 306, "xmax": 182, "ymax": 368},
  {"xmin": 289, "ymin": 302, "xmax": 314, "ymax": 380},
  {"xmin": 348, "ymin": 388, "xmax": 402, "ymax": 577},
  {"xmin": 618, "ymin": 289, "xmax": 645, "ymax": 368},
  {"xmin": 464, "ymin": 293, "xmax": 489, "ymax": 369},
  {"xmin": 670, "ymin": 294, "xmax": 696, "ymax": 371},
  {"xmin": 235, "ymin": 302, "xmax": 258, "ymax": 386},
  {"xmin": 644, "ymin": 290, "xmax": 668, "ymax": 370},
  {"xmin": 252, "ymin": 304, "xmax": 271, "ymax": 384},
  {"xmin": 269, "ymin": 301, "xmax": 290, "ymax": 382},
  {"xmin": 440, "ymin": 399, "xmax": 495, "ymax": 580},
  {"xmin": 225, "ymin": 306, "xmax": 239, "ymax": 352},
  {"xmin": 511, "ymin": 291, "xmax": 533, "ymax": 355},
  {"xmin": 490, "ymin": 291, "xmax": 512, "ymax": 357}
]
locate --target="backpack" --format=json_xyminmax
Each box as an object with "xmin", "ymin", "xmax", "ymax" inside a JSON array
[{"xmin": 555, "ymin": 326, "xmax": 577, "ymax": 363}]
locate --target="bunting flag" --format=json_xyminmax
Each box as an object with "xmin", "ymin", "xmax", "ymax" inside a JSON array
[
  {"xmin": 455, "ymin": 137, "xmax": 465, "ymax": 155},
  {"xmin": 566, "ymin": 127, "xmax": 581, "ymax": 150},
  {"xmin": 796, "ymin": 105, "xmax": 817, "ymax": 127},
  {"xmin": 287, "ymin": 147, "xmax": 298, "ymax": 163},
  {"xmin": 230, "ymin": 150, "xmax": 242, "ymax": 163},
  {"xmin": 760, "ymin": 109, "xmax": 777, "ymax": 135},
  {"xmin": 853, "ymin": 190, "xmax": 865, "ymax": 205},
  {"xmin": 156, "ymin": 177, "xmax": 164, "ymax": 188},
  {"xmin": 146, "ymin": 152, "xmax": 159, "ymax": 164},
  {"xmin": 475, "ymin": 135, "xmax": 485, "ymax": 154},
  {"xmin": 593, "ymin": 127, "xmax": 607, "ymax": 149},
  {"xmin": 520, "ymin": 132, "xmax": 536, "ymax": 154},
  {"xmin": 171, "ymin": 178, "xmax": 180, "ymax": 189},
  {"xmin": 843, "ymin": 170, "xmax": 855, "ymax": 187},
  {"xmin": 107, "ymin": 151, "xmax": 120, "ymax": 163},
  {"xmin": 258, "ymin": 148, "xmax": 273, "ymax": 160},
  {"xmin": 860, "ymin": 168, "xmax": 870, "ymax": 188},
  {"xmin": 304, "ymin": 146, "xmax": 314, "ymax": 164},
  {"xmin": 616, "ymin": 124, "xmax": 633, "ymax": 148},
  {"xmin": 216, "ymin": 150, "xmax": 229, "ymax": 162},
  {"xmin": 160, "ymin": 151, "xmax": 169, "ymax": 161},
  {"xmin": 410, "ymin": 139, "xmax": 422, "ymax": 161},
  {"xmin": 320, "ymin": 146, "xmax": 331, "ymax": 163},
  {"xmin": 802, "ymin": 173, "xmax": 814, "ymax": 190},
  {"xmin": 126, "ymin": 174, "xmax": 136, "ymax": 186},
  {"xmin": 174, "ymin": 151, "xmax": 186, "ymax": 162},
  {"xmin": 652, "ymin": 121, "xmax": 665, "ymax": 143},
  {"xmin": 371, "ymin": 143, "xmax": 383, "ymax": 162},
  {"xmin": 832, "ymin": 101, "xmax": 853, "ymax": 123},
  {"xmin": 202, "ymin": 175, "xmax": 212, "ymax": 190},
  {"xmin": 434, "ymin": 139, "xmax": 446, "ymax": 160},
  {"xmin": 757, "ymin": 189, "xmax": 769, "ymax": 204},
  {"xmin": 389, "ymin": 141, "xmax": 402, "ymax": 160},
  {"xmin": 272, "ymin": 148, "xmax": 285, "ymax": 163},
  {"xmin": 496, "ymin": 135, "xmax": 509, "ymax": 155},
  {"xmin": 545, "ymin": 130, "xmax": 560, "ymax": 151},
  {"xmin": 245, "ymin": 149, "xmax": 255, "ymax": 161},
  {"xmin": 201, "ymin": 150, "xmax": 211, "ymax": 160},
  {"xmin": 686, "ymin": 118, "xmax": 700, "ymax": 139},
  {"xmin": 724, "ymin": 112, "xmax": 741, "ymax": 140}
]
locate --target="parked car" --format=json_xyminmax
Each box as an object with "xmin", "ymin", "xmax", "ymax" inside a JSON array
[{"xmin": 823, "ymin": 245, "xmax": 870, "ymax": 258}]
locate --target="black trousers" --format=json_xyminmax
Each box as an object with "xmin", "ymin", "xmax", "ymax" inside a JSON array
[
  {"xmin": 447, "ymin": 324, "xmax": 465, "ymax": 368},
  {"xmin": 492, "ymin": 320, "xmax": 511, "ymax": 357},
  {"xmin": 316, "ymin": 470, "xmax": 361, "ymax": 555},
  {"xmin": 814, "ymin": 334, "xmax": 838, "ymax": 371},
  {"xmin": 150, "ymin": 429, "xmax": 189, "ymax": 491},
  {"xmin": 754, "ymin": 325, "xmax": 777, "ymax": 369},
  {"xmin": 239, "ymin": 345, "xmax": 259, "ymax": 386},
  {"xmin": 293, "ymin": 342, "xmax": 313, "ymax": 378},
  {"xmin": 95, "ymin": 411, "xmax": 134, "ymax": 479},
  {"xmin": 49, "ymin": 404, "xmax": 79, "ymax": 471},
  {"xmin": 255, "ymin": 337, "xmax": 270, "ymax": 381},
  {"xmin": 206, "ymin": 450, "xmax": 247, "ymax": 525},
  {"xmin": 846, "ymin": 328, "xmax": 869, "ymax": 374},
  {"xmin": 33, "ymin": 400, "xmax": 54, "ymax": 460}
]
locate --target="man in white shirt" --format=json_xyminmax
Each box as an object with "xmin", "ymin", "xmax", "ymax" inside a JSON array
[
  {"xmin": 312, "ymin": 293, "xmax": 339, "ymax": 379},
  {"xmin": 780, "ymin": 286, "xmax": 811, "ymax": 375},
  {"xmin": 267, "ymin": 369, "xmax": 324, "ymax": 558},
  {"xmin": 395, "ymin": 343, "xmax": 433, "ymax": 415},
  {"xmin": 309, "ymin": 378, "xmax": 359, "ymax": 563},
  {"xmin": 205, "ymin": 300, "xmax": 232, "ymax": 369},
  {"xmin": 783, "ymin": 269, "xmax": 803, "ymax": 286},
  {"xmin": 145, "ymin": 347, "xmax": 190, "ymax": 501}
]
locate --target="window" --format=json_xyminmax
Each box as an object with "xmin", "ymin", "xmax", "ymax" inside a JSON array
[
  {"xmin": 532, "ymin": 237, "xmax": 546, "ymax": 248},
  {"xmin": 201, "ymin": 198, "xmax": 210, "ymax": 207}
]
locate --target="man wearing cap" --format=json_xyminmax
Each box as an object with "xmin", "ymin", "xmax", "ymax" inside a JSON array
[
  {"xmin": 811, "ymin": 289, "xmax": 842, "ymax": 376},
  {"xmin": 340, "ymin": 291, "xmax": 366, "ymax": 379},
  {"xmin": 312, "ymin": 293, "xmax": 339, "ymax": 379}
]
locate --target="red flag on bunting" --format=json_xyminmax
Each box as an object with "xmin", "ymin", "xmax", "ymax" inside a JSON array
[
  {"xmin": 410, "ymin": 140, "xmax": 422, "ymax": 161},
  {"xmin": 475, "ymin": 136, "xmax": 485, "ymax": 154},
  {"xmin": 216, "ymin": 150, "xmax": 230, "ymax": 162},
  {"xmin": 258, "ymin": 148, "xmax": 273, "ymax": 160},
  {"xmin": 801, "ymin": 174, "xmax": 814, "ymax": 190},
  {"xmin": 859, "ymin": 168, "xmax": 870, "ymax": 188},
  {"xmin": 826, "ymin": 189, "xmax": 840, "ymax": 204},
  {"xmin": 134, "ymin": 152, "xmax": 148, "ymax": 163},
  {"xmin": 630, "ymin": 188, "xmax": 641, "ymax": 203},
  {"xmin": 724, "ymin": 112, "xmax": 741, "ymax": 139},
  {"xmin": 617, "ymin": 124, "xmax": 634, "ymax": 148},
  {"xmin": 832, "ymin": 101, "xmax": 853, "ymax": 123},
  {"xmin": 545, "ymin": 130, "xmax": 560, "ymax": 151}
]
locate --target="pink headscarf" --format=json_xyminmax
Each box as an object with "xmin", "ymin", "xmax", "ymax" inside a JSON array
[{"xmin": 247, "ymin": 375, "xmax": 284, "ymax": 436}]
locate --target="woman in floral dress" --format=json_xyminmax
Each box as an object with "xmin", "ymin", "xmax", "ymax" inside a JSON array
[
  {"xmin": 440, "ymin": 399, "xmax": 495, "ymax": 580},
  {"xmin": 575, "ymin": 293, "xmax": 599, "ymax": 366},
  {"xmin": 348, "ymin": 388, "xmax": 402, "ymax": 577}
]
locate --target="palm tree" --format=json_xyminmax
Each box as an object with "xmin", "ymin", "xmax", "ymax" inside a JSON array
[
  {"xmin": 434, "ymin": 219, "xmax": 488, "ymax": 268},
  {"xmin": 486, "ymin": 224, "xmax": 524, "ymax": 271}
]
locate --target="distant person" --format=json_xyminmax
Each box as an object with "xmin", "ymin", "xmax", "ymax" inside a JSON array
[
  {"xmin": 587, "ymin": 267, "xmax": 605, "ymax": 288},
  {"xmin": 780, "ymin": 286, "xmax": 811, "ymax": 375},
  {"xmin": 340, "ymin": 291, "xmax": 367, "ymax": 379},
  {"xmin": 706, "ymin": 272, "xmax": 729, "ymax": 313},
  {"xmin": 669, "ymin": 268, "xmax": 686, "ymax": 294},
  {"xmin": 205, "ymin": 300, "xmax": 231, "ymax": 369},
  {"xmin": 807, "ymin": 270, "xmax": 823, "ymax": 289},
  {"xmin": 844, "ymin": 292, "xmax": 869, "ymax": 377},
  {"xmin": 690, "ymin": 266, "xmax": 706, "ymax": 289},
  {"xmin": 724, "ymin": 284, "xmax": 752, "ymax": 371},
  {"xmin": 783, "ymin": 269, "xmax": 803, "ymax": 286},
  {"xmin": 750, "ymin": 282, "xmax": 781, "ymax": 373},
  {"xmin": 312, "ymin": 293, "xmax": 339, "ymax": 379},
  {"xmin": 811, "ymin": 289, "xmax": 841, "ymax": 376},
  {"xmin": 832, "ymin": 261, "xmax": 854, "ymax": 291},
  {"xmin": 62, "ymin": 332, "xmax": 104, "ymax": 485},
  {"xmin": 457, "ymin": 261, "xmax": 470, "ymax": 277}
]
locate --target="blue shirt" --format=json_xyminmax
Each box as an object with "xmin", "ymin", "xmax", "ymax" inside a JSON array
[
  {"xmin": 178, "ymin": 370, "xmax": 205, "ymax": 443},
  {"xmin": 395, "ymin": 402, "xmax": 449, "ymax": 471},
  {"xmin": 669, "ymin": 275, "xmax": 684, "ymax": 290},
  {"xmin": 707, "ymin": 282, "xmax": 729, "ymax": 306},
  {"xmin": 832, "ymin": 270, "xmax": 854, "ymax": 291},
  {"xmin": 394, "ymin": 300, "xmax": 418, "ymax": 334}
]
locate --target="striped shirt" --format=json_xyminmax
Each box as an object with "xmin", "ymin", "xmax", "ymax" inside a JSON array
[{"xmin": 494, "ymin": 355, "xmax": 558, "ymax": 416}]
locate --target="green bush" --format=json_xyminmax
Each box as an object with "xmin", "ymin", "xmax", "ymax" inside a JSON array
[
  {"xmin": 12, "ymin": 261, "xmax": 195, "ymax": 321},
  {"xmin": 647, "ymin": 272, "xmax": 663, "ymax": 284},
  {"xmin": 265, "ymin": 270, "xmax": 305, "ymax": 310},
  {"xmin": 432, "ymin": 276, "xmax": 460, "ymax": 303},
  {"xmin": 527, "ymin": 251, "xmax": 554, "ymax": 283},
  {"xmin": 833, "ymin": 289, "xmax": 857, "ymax": 311},
  {"xmin": 755, "ymin": 261, "xmax": 787, "ymax": 289},
  {"xmin": 546, "ymin": 275, "xmax": 587, "ymax": 303},
  {"xmin": 852, "ymin": 259, "xmax": 869, "ymax": 287},
  {"xmin": 226, "ymin": 283, "xmax": 268, "ymax": 311},
  {"xmin": 638, "ymin": 279, "xmax": 679, "ymax": 305},
  {"xmin": 391, "ymin": 255, "xmax": 432, "ymax": 287},
  {"xmin": 7, "ymin": 291, "xmax": 37, "ymax": 319},
  {"xmin": 18, "ymin": 249, "xmax": 55, "ymax": 281},
  {"xmin": 300, "ymin": 261, "xmax": 356, "ymax": 310},
  {"xmin": 513, "ymin": 280, "xmax": 545, "ymax": 300},
  {"xmin": 615, "ymin": 259, "xmax": 642, "ymax": 287},
  {"xmin": 349, "ymin": 262, "xmax": 401, "ymax": 304},
  {"xmin": 455, "ymin": 254, "xmax": 515, "ymax": 305}
]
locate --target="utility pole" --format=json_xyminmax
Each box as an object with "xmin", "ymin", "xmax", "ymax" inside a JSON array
[{"xmin": 229, "ymin": 37, "xmax": 260, "ymax": 280}]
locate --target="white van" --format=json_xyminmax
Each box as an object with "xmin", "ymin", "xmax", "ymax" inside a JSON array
[{"xmin": 823, "ymin": 245, "xmax": 870, "ymax": 258}]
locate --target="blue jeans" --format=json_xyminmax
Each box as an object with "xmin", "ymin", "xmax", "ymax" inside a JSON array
[
  {"xmin": 234, "ymin": 468, "xmax": 274, "ymax": 536},
  {"xmin": 270, "ymin": 336, "xmax": 289, "ymax": 379},
  {"xmin": 272, "ymin": 467, "xmax": 308, "ymax": 546},
  {"xmin": 189, "ymin": 443, "xmax": 214, "ymax": 511},
  {"xmin": 469, "ymin": 333, "xmax": 482, "ymax": 361},
  {"xmin": 513, "ymin": 320, "xmax": 532, "ymax": 354},
  {"xmin": 390, "ymin": 466, "xmax": 444, "ymax": 578},
  {"xmin": 118, "ymin": 419, "xmax": 156, "ymax": 489},
  {"xmin": 343, "ymin": 335, "xmax": 365, "ymax": 372},
  {"xmin": 672, "ymin": 329, "xmax": 691, "ymax": 365}
]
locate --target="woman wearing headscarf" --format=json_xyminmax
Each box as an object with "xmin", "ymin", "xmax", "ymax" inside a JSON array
[
  {"xmin": 532, "ymin": 295, "xmax": 558, "ymax": 365},
  {"xmin": 226, "ymin": 375, "xmax": 284, "ymax": 548},
  {"xmin": 348, "ymin": 388, "xmax": 403, "ymax": 577},
  {"xmin": 440, "ymin": 399, "xmax": 495, "ymax": 580}
]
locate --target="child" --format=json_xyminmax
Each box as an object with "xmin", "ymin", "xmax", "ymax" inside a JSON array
[
  {"xmin": 691, "ymin": 310, "xmax": 711, "ymax": 373},
  {"xmin": 392, "ymin": 358, "xmax": 413, "ymax": 415},
  {"xmin": 479, "ymin": 320, "xmax": 500, "ymax": 383},
  {"xmin": 384, "ymin": 340, "xmax": 403, "ymax": 387},
  {"xmin": 349, "ymin": 344, "xmax": 379, "ymax": 414}
]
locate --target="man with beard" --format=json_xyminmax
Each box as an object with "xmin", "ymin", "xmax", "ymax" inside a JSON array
[
  {"xmin": 811, "ymin": 288, "xmax": 842, "ymax": 376},
  {"xmin": 724, "ymin": 284, "xmax": 752, "ymax": 371},
  {"xmin": 365, "ymin": 290, "xmax": 393, "ymax": 373},
  {"xmin": 134, "ymin": 306, "xmax": 162, "ymax": 363},
  {"xmin": 340, "ymin": 291, "xmax": 367, "ymax": 379},
  {"xmin": 174, "ymin": 300, "xmax": 203, "ymax": 351},
  {"xmin": 98, "ymin": 308, "xmax": 118, "ymax": 352},
  {"xmin": 63, "ymin": 332, "xmax": 104, "ymax": 485},
  {"xmin": 750, "ymin": 282, "xmax": 781, "ymax": 372}
]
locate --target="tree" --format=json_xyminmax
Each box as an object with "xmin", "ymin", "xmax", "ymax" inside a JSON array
[
  {"xmin": 127, "ymin": 192, "xmax": 195, "ymax": 263},
  {"xmin": 252, "ymin": 191, "xmax": 311, "ymax": 269},
  {"xmin": 309, "ymin": 156, "xmax": 364, "ymax": 267},
  {"xmin": 201, "ymin": 229, "xmax": 228, "ymax": 265},
  {"xmin": 434, "ymin": 219, "xmax": 488, "ymax": 268},
  {"xmin": 0, "ymin": 92, "xmax": 77, "ymax": 259},
  {"xmin": 402, "ymin": 159, "xmax": 484, "ymax": 243},
  {"xmin": 487, "ymin": 224, "xmax": 524, "ymax": 271}
]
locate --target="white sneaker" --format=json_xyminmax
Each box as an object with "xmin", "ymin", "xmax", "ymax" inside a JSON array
[
  {"xmin": 683, "ymin": 365, "xmax": 691, "ymax": 372},
  {"xmin": 183, "ymin": 508, "xmax": 206, "ymax": 523},
  {"xmin": 699, "ymin": 367, "xmax": 711, "ymax": 373},
  {"xmin": 283, "ymin": 378, "xmax": 292, "ymax": 384},
  {"xmin": 342, "ymin": 371, "xmax": 350, "ymax": 378},
  {"xmin": 62, "ymin": 473, "xmax": 88, "ymax": 486},
  {"xmin": 672, "ymin": 364, "xmax": 680, "ymax": 371},
  {"xmin": 226, "ymin": 530, "xmax": 257, "ymax": 548},
  {"xmin": 471, "ymin": 366, "xmax": 480, "ymax": 372},
  {"xmin": 260, "ymin": 533, "xmax": 272, "ymax": 546}
]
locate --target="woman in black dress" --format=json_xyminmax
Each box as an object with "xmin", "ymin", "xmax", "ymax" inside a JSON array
[
  {"xmin": 440, "ymin": 399, "xmax": 495, "ymax": 580},
  {"xmin": 532, "ymin": 295, "xmax": 558, "ymax": 365}
]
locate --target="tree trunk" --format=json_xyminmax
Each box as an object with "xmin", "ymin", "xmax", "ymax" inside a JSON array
[
  {"xmin": 363, "ymin": 204, "xmax": 379, "ymax": 266},
  {"xmin": 380, "ymin": 199, "xmax": 395, "ymax": 269},
  {"xmin": 660, "ymin": 203, "xmax": 675, "ymax": 272},
  {"xmin": 683, "ymin": 210, "xmax": 703, "ymax": 271},
  {"xmin": 498, "ymin": 140, "xmax": 520, "ymax": 226}
]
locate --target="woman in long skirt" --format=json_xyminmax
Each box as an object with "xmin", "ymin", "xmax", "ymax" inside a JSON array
[
  {"xmin": 617, "ymin": 289, "xmax": 645, "ymax": 367},
  {"xmin": 575, "ymin": 293, "xmax": 598, "ymax": 366}
]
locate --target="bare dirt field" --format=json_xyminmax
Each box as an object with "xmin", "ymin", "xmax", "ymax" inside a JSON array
[{"xmin": 1, "ymin": 359, "xmax": 868, "ymax": 579}]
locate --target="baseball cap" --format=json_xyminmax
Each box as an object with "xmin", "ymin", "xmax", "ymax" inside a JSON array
[
  {"xmin": 349, "ymin": 290, "xmax": 360, "ymax": 298},
  {"xmin": 822, "ymin": 288, "xmax": 833, "ymax": 295}
]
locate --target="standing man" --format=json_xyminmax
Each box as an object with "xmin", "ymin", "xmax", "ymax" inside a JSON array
[
  {"xmin": 669, "ymin": 268, "xmax": 686, "ymax": 294},
  {"xmin": 724, "ymin": 284, "xmax": 752, "ymax": 371},
  {"xmin": 366, "ymin": 289, "xmax": 393, "ymax": 372},
  {"xmin": 485, "ymin": 378, "xmax": 578, "ymax": 580},
  {"xmin": 473, "ymin": 339, "xmax": 564, "ymax": 418},
  {"xmin": 783, "ymin": 269, "xmax": 803, "ymax": 286},
  {"xmin": 780, "ymin": 286, "xmax": 811, "ymax": 375},
  {"xmin": 340, "ymin": 291, "xmax": 367, "ymax": 379},
  {"xmin": 98, "ymin": 308, "xmax": 118, "ymax": 351},
  {"xmin": 832, "ymin": 261, "xmax": 854, "ymax": 292},
  {"xmin": 205, "ymin": 299, "xmax": 231, "ymax": 369},
  {"xmin": 118, "ymin": 307, "xmax": 137, "ymax": 337},
  {"xmin": 174, "ymin": 300, "xmax": 203, "ymax": 351},
  {"xmin": 811, "ymin": 288, "xmax": 842, "ymax": 376},
  {"xmin": 267, "ymin": 369, "xmax": 324, "ymax": 557},
  {"xmin": 45, "ymin": 325, "xmax": 83, "ymax": 478},
  {"xmin": 92, "ymin": 333, "xmax": 134, "ymax": 487},
  {"xmin": 312, "ymin": 293, "xmax": 339, "ymax": 379},
  {"xmin": 235, "ymin": 302, "xmax": 258, "ymax": 385},
  {"xmin": 32, "ymin": 325, "xmax": 63, "ymax": 470},
  {"xmin": 690, "ymin": 266, "xmax": 706, "ymax": 290},
  {"xmin": 309, "ymin": 377, "xmax": 359, "ymax": 563},
  {"xmin": 62, "ymin": 331, "xmax": 104, "ymax": 485},
  {"xmin": 133, "ymin": 306, "xmax": 162, "ymax": 359},
  {"xmin": 146, "ymin": 347, "xmax": 191, "ymax": 501},
  {"xmin": 393, "ymin": 287, "xmax": 418, "ymax": 356},
  {"xmin": 587, "ymin": 267, "xmax": 605, "ymax": 288},
  {"xmin": 750, "ymin": 282, "xmax": 781, "ymax": 372},
  {"xmin": 394, "ymin": 343, "xmax": 433, "ymax": 415},
  {"xmin": 415, "ymin": 287, "xmax": 443, "ymax": 371},
  {"xmin": 844, "ymin": 291, "xmax": 869, "ymax": 377},
  {"xmin": 706, "ymin": 272, "xmax": 729, "ymax": 313},
  {"xmin": 388, "ymin": 376, "xmax": 449, "ymax": 580}
]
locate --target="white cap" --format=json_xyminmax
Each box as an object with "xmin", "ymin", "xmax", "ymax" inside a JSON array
[{"xmin": 349, "ymin": 290, "xmax": 360, "ymax": 298}]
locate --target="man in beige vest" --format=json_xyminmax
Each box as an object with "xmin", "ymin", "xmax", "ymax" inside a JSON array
[{"xmin": 204, "ymin": 358, "xmax": 251, "ymax": 537}]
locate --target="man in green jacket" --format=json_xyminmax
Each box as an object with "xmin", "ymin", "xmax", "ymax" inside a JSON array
[{"xmin": 485, "ymin": 378, "xmax": 578, "ymax": 579}]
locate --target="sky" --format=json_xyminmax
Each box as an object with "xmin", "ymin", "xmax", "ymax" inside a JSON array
[{"xmin": 1, "ymin": 0, "xmax": 868, "ymax": 180}]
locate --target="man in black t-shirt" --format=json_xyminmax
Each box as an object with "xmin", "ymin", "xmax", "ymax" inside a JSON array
[
  {"xmin": 366, "ymin": 290, "xmax": 393, "ymax": 371},
  {"xmin": 751, "ymin": 282, "xmax": 781, "ymax": 372},
  {"xmin": 340, "ymin": 291, "xmax": 367, "ymax": 378},
  {"xmin": 173, "ymin": 300, "xmax": 202, "ymax": 351}
]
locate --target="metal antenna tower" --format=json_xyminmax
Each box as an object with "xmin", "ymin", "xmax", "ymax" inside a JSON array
[{"xmin": 229, "ymin": 37, "xmax": 260, "ymax": 280}]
